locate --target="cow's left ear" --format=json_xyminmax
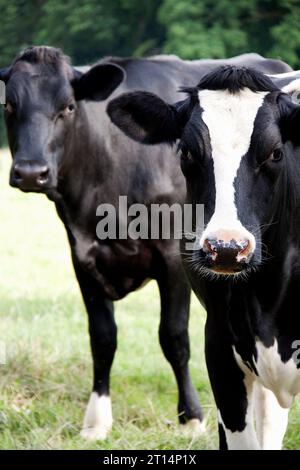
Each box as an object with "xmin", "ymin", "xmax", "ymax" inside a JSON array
[
  {"xmin": 279, "ymin": 94, "xmax": 300, "ymax": 144},
  {"xmin": 107, "ymin": 91, "xmax": 183, "ymax": 144},
  {"xmin": 72, "ymin": 63, "xmax": 125, "ymax": 101}
]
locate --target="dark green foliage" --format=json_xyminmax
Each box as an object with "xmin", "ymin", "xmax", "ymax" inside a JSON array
[
  {"xmin": 159, "ymin": 0, "xmax": 300, "ymax": 65},
  {"xmin": 1, "ymin": 0, "xmax": 299, "ymax": 68}
]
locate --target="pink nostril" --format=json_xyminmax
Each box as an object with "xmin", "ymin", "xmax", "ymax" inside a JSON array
[
  {"xmin": 203, "ymin": 238, "xmax": 219, "ymax": 262},
  {"xmin": 237, "ymin": 239, "xmax": 249, "ymax": 250},
  {"xmin": 236, "ymin": 238, "xmax": 251, "ymax": 261},
  {"xmin": 203, "ymin": 238, "xmax": 217, "ymax": 253}
]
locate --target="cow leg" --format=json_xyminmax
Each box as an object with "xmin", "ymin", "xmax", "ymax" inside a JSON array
[
  {"xmin": 205, "ymin": 325, "xmax": 260, "ymax": 449},
  {"xmin": 74, "ymin": 261, "xmax": 117, "ymax": 441},
  {"xmin": 254, "ymin": 382, "xmax": 289, "ymax": 450},
  {"xmin": 157, "ymin": 266, "xmax": 204, "ymax": 435}
]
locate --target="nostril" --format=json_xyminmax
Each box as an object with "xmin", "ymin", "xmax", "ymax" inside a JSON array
[
  {"xmin": 13, "ymin": 169, "xmax": 22, "ymax": 181},
  {"xmin": 237, "ymin": 239, "xmax": 252, "ymax": 261},
  {"xmin": 36, "ymin": 168, "xmax": 49, "ymax": 185},
  {"xmin": 237, "ymin": 239, "xmax": 249, "ymax": 250},
  {"xmin": 203, "ymin": 237, "xmax": 218, "ymax": 253}
]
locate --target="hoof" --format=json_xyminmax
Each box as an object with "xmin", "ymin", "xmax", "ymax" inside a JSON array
[
  {"xmin": 80, "ymin": 425, "xmax": 111, "ymax": 441},
  {"xmin": 181, "ymin": 418, "xmax": 206, "ymax": 438},
  {"xmin": 81, "ymin": 393, "xmax": 113, "ymax": 442}
]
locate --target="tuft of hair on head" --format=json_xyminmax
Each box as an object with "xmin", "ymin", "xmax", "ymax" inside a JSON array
[
  {"xmin": 12, "ymin": 46, "xmax": 71, "ymax": 67},
  {"xmin": 197, "ymin": 65, "xmax": 280, "ymax": 94}
]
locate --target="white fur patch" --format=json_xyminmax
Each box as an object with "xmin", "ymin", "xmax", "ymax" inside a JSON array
[
  {"xmin": 232, "ymin": 339, "xmax": 300, "ymax": 449},
  {"xmin": 181, "ymin": 418, "xmax": 206, "ymax": 437},
  {"xmin": 254, "ymin": 382, "xmax": 288, "ymax": 450},
  {"xmin": 254, "ymin": 340, "xmax": 300, "ymax": 408},
  {"xmin": 218, "ymin": 408, "xmax": 260, "ymax": 450},
  {"xmin": 80, "ymin": 393, "xmax": 113, "ymax": 441},
  {"xmin": 198, "ymin": 88, "xmax": 267, "ymax": 248},
  {"xmin": 234, "ymin": 340, "xmax": 300, "ymax": 408}
]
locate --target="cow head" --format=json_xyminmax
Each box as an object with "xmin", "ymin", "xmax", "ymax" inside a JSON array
[
  {"xmin": 107, "ymin": 66, "xmax": 300, "ymax": 278},
  {"xmin": 0, "ymin": 46, "xmax": 125, "ymax": 192}
]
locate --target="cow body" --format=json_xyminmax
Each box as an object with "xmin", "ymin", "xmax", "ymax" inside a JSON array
[
  {"xmin": 0, "ymin": 47, "xmax": 292, "ymax": 442},
  {"xmin": 108, "ymin": 65, "xmax": 300, "ymax": 449}
]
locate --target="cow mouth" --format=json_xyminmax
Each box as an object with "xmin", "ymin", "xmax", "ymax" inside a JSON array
[
  {"xmin": 197, "ymin": 264, "xmax": 254, "ymax": 281},
  {"xmin": 10, "ymin": 183, "xmax": 56, "ymax": 193},
  {"xmin": 183, "ymin": 251, "xmax": 254, "ymax": 280},
  {"xmin": 210, "ymin": 267, "xmax": 245, "ymax": 275},
  {"xmin": 9, "ymin": 175, "xmax": 57, "ymax": 193}
]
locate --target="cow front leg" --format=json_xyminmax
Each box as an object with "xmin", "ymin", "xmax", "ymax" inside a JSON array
[
  {"xmin": 74, "ymin": 261, "xmax": 117, "ymax": 441},
  {"xmin": 254, "ymin": 382, "xmax": 289, "ymax": 450},
  {"xmin": 157, "ymin": 264, "xmax": 204, "ymax": 436},
  {"xmin": 205, "ymin": 325, "xmax": 260, "ymax": 449}
]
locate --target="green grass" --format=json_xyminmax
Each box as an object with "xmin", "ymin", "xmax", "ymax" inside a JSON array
[{"xmin": 0, "ymin": 149, "xmax": 299, "ymax": 450}]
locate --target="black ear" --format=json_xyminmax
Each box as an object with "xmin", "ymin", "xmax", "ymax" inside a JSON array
[
  {"xmin": 72, "ymin": 63, "xmax": 125, "ymax": 101},
  {"xmin": 0, "ymin": 67, "xmax": 10, "ymax": 83},
  {"xmin": 107, "ymin": 91, "xmax": 182, "ymax": 144},
  {"xmin": 279, "ymin": 94, "xmax": 300, "ymax": 144}
]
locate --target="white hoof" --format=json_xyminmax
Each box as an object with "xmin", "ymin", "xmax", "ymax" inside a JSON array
[
  {"xmin": 181, "ymin": 418, "xmax": 206, "ymax": 437},
  {"xmin": 81, "ymin": 392, "xmax": 113, "ymax": 442},
  {"xmin": 80, "ymin": 425, "xmax": 111, "ymax": 441}
]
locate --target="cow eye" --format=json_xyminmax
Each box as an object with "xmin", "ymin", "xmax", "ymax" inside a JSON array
[
  {"xmin": 4, "ymin": 102, "xmax": 14, "ymax": 114},
  {"xmin": 58, "ymin": 103, "xmax": 76, "ymax": 119},
  {"xmin": 270, "ymin": 148, "xmax": 283, "ymax": 162},
  {"xmin": 66, "ymin": 103, "xmax": 75, "ymax": 113},
  {"xmin": 181, "ymin": 149, "xmax": 193, "ymax": 163}
]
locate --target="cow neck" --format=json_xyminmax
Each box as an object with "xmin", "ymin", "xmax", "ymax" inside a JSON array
[{"xmin": 55, "ymin": 101, "xmax": 115, "ymax": 211}]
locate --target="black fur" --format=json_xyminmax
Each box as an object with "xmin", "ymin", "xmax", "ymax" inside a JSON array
[{"xmin": 197, "ymin": 65, "xmax": 280, "ymax": 94}]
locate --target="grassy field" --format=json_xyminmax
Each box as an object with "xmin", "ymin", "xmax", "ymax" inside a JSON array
[{"xmin": 0, "ymin": 149, "xmax": 299, "ymax": 450}]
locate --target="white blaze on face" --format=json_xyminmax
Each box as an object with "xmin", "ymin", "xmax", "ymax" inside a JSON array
[{"xmin": 199, "ymin": 88, "xmax": 268, "ymax": 250}]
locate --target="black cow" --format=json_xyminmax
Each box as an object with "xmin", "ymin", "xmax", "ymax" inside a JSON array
[
  {"xmin": 0, "ymin": 47, "xmax": 291, "ymax": 442},
  {"xmin": 108, "ymin": 65, "xmax": 300, "ymax": 449}
]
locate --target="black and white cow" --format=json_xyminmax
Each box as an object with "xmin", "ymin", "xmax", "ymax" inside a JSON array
[{"xmin": 108, "ymin": 66, "xmax": 300, "ymax": 450}]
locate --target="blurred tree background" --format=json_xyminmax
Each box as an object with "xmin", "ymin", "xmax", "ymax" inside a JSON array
[
  {"xmin": 0, "ymin": 0, "xmax": 300, "ymax": 144},
  {"xmin": 1, "ymin": 0, "xmax": 300, "ymax": 66}
]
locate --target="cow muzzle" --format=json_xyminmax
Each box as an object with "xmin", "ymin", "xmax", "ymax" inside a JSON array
[
  {"xmin": 10, "ymin": 160, "xmax": 53, "ymax": 192},
  {"xmin": 201, "ymin": 229, "xmax": 255, "ymax": 274}
]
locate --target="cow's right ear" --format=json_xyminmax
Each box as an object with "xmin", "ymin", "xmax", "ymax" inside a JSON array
[
  {"xmin": 72, "ymin": 63, "xmax": 125, "ymax": 101},
  {"xmin": 107, "ymin": 91, "xmax": 182, "ymax": 144},
  {"xmin": 279, "ymin": 94, "xmax": 300, "ymax": 144}
]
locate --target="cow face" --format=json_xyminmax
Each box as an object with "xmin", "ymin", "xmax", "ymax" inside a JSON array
[
  {"xmin": 0, "ymin": 46, "xmax": 124, "ymax": 192},
  {"xmin": 108, "ymin": 66, "xmax": 300, "ymax": 277}
]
